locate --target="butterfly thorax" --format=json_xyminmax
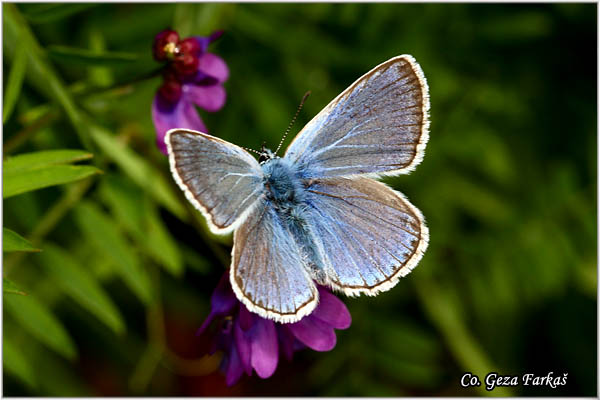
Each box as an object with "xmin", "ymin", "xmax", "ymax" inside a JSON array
[{"xmin": 261, "ymin": 157, "xmax": 306, "ymax": 210}]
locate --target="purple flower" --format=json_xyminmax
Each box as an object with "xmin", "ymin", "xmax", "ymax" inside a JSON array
[
  {"xmin": 151, "ymin": 29, "xmax": 228, "ymax": 154},
  {"xmin": 198, "ymin": 272, "xmax": 352, "ymax": 386}
]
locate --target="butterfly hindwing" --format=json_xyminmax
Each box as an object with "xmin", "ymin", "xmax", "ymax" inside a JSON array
[
  {"xmin": 166, "ymin": 129, "xmax": 264, "ymax": 234},
  {"xmin": 231, "ymin": 197, "xmax": 319, "ymax": 323},
  {"xmin": 285, "ymin": 55, "xmax": 429, "ymax": 179},
  {"xmin": 302, "ymin": 177, "xmax": 428, "ymax": 295}
]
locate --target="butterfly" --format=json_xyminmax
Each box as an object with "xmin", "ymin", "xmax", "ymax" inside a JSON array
[{"xmin": 166, "ymin": 55, "xmax": 430, "ymax": 323}]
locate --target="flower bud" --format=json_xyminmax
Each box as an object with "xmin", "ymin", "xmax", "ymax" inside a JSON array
[
  {"xmin": 174, "ymin": 52, "xmax": 200, "ymax": 77},
  {"xmin": 153, "ymin": 29, "xmax": 180, "ymax": 61},
  {"xmin": 178, "ymin": 37, "xmax": 201, "ymax": 56},
  {"xmin": 158, "ymin": 76, "xmax": 182, "ymax": 103}
]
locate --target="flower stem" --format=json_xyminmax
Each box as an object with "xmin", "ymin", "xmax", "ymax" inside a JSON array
[
  {"xmin": 4, "ymin": 108, "xmax": 60, "ymax": 154},
  {"xmin": 128, "ymin": 343, "xmax": 163, "ymax": 394},
  {"xmin": 129, "ymin": 264, "xmax": 220, "ymax": 393}
]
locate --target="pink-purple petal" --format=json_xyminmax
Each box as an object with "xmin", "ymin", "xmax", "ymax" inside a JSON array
[
  {"xmin": 238, "ymin": 305, "xmax": 255, "ymax": 331},
  {"xmin": 224, "ymin": 344, "xmax": 245, "ymax": 387},
  {"xmin": 180, "ymin": 99, "xmax": 208, "ymax": 132},
  {"xmin": 211, "ymin": 273, "xmax": 238, "ymax": 316},
  {"xmin": 197, "ymin": 275, "xmax": 239, "ymax": 336},
  {"xmin": 198, "ymin": 53, "xmax": 229, "ymax": 83},
  {"xmin": 288, "ymin": 315, "xmax": 337, "ymax": 352},
  {"xmin": 197, "ymin": 272, "xmax": 353, "ymax": 386},
  {"xmin": 152, "ymin": 94, "xmax": 207, "ymax": 154},
  {"xmin": 233, "ymin": 318, "xmax": 253, "ymax": 376},
  {"xmin": 249, "ymin": 318, "xmax": 279, "ymax": 378},
  {"xmin": 277, "ymin": 325, "xmax": 296, "ymax": 361},
  {"xmin": 184, "ymin": 83, "xmax": 226, "ymax": 112},
  {"xmin": 234, "ymin": 307, "xmax": 279, "ymax": 379},
  {"xmin": 192, "ymin": 30, "xmax": 222, "ymax": 53},
  {"xmin": 311, "ymin": 287, "xmax": 352, "ymax": 330}
]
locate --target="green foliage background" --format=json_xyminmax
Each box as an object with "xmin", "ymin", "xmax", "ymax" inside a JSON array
[{"xmin": 2, "ymin": 3, "xmax": 596, "ymax": 396}]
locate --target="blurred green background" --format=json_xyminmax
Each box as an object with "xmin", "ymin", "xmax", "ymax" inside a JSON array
[{"xmin": 2, "ymin": 3, "xmax": 596, "ymax": 396}]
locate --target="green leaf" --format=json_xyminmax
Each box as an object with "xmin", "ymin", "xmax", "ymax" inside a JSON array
[
  {"xmin": 72, "ymin": 239, "xmax": 115, "ymax": 281},
  {"xmin": 3, "ymin": 278, "xmax": 27, "ymax": 295},
  {"xmin": 145, "ymin": 203, "xmax": 184, "ymax": 277},
  {"xmin": 4, "ymin": 293, "xmax": 77, "ymax": 360},
  {"xmin": 4, "ymin": 149, "xmax": 93, "ymax": 174},
  {"xmin": 73, "ymin": 201, "xmax": 152, "ymax": 304},
  {"xmin": 99, "ymin": 175, "xmax": 184, "ymax": 277},
  {"xmin": 38, "ymin": 243, "xmax": 126, "ymax": 334},
  {"xmin": 26, "ymin": 344, "xmax": 92, "ymax": 396},
  {"xmin": 4, "ymin": 165, "xmax": 101, "ymax": 198},
  {"xmin": 89, "ymin": 125, "xmax": 187, "ymax": 219},
  {"xmin": 87, "ymin": 29, "xmax": 115, "ymax": 87},
  {"xmin": 3, "ymin": 335, "xmax": 37, "ymax": 388},
  {"xmin": 3, "ymin": 45, "xmax": 27, "ymax": 123},
  {"xmin": 99, "ymin": 174, "xmax": 146, "ymax": 238},
  {"xmin": 3, "ymin": 4, "xmax": 92, "ymax": 149},
  {"xmin": 20, "ymin": 3, "xmax": 96, "ymax": 23},
  {"xmin": 3, "ymin": 228, "xmax": 40, "ymax": 253},
  {"xmin": 48, "ymin": 45, "xmax": 139, "ymax": 67},
  {"xmin": 3, "ymin": 149, "xmax": 100, "ymax": 198}
]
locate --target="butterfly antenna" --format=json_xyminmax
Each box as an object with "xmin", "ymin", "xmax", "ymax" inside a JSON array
[
  {"xmin": 274, "ymin": 91, "xmax": 311, "ymax": 156},
  {"xmin": 242, "ymin": 146, "xmax": 263, "ymax": 156}
]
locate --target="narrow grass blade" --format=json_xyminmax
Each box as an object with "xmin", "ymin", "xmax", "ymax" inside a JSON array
[
  {"xmin": 3, "ymin": 228, "xmax": 40, "ymax": 253},
  {"xmin": 3, "ymin": 149, "xmax": 93, "ymax": 174},
  {"xmin": 3, "ymin": 278, "xmax": 27, "ymax": 295},
  {"xmin": 73, "ymin": 201, "xmax": 152, "ymax": 305},
  {"xmin": 4, "ymin": 294, "xmax": 77, "ymax": 360},
  {"xmin": 4, "ymin": 165, "xmax": 101, "ymax": 198},
  {"xmin": 3, "ymin": 45, "xmax": 27, "ymax": 123},
  {"xmin": 38, "ymin": 243, "xmax": 126, "ymax": 334}
]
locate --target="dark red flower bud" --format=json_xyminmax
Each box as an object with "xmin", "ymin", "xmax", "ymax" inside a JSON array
[
  {"xmin": 174, "ymin": 52, "xmax": 200, "ymax": 77},
  {"xmin": 178, "ymin": 38, "xmax": 201, "ymax": 56},
  {"xmin": 158, "ymin": 77, "xmax": 183, "ymax": 104},
  {"xmin": 153, "ymin": 29, "xmax": 180, "ymax": 61}
]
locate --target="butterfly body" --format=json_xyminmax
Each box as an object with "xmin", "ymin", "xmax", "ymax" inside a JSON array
[
  {"xmin": 167, "ymin": 55, "xmax": 430, "ymax": 323},
  {"xmin": 261, "ymin": 155, "xmax": 328, "ymax": 283}
]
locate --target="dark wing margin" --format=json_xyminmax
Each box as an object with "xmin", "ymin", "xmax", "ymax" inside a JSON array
[
  {"xmin": 285, "ymin": 55, "xmax": 430, "ymax": 179},
  {"xmin": 166, "ymin": 129, "xmax": 264, "ymax": 234}
]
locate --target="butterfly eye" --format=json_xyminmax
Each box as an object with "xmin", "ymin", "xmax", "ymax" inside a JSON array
[{"xmin": 259, "ymin": 154, "xmax": 268, "ymax": 163}]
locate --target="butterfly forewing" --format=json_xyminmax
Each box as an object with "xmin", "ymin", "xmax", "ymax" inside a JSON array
[
  {"xmin": 303, "ymin": 177, "xmax": 428, "ymax": 295},
  {"xmin": 231, "ymin": 199, "xmax": 319, "ymax": 323},
  {"xmin": 285, "ymin": 55, "xmax": 429, "ymax": 179},
  {"xmin": 166, "ymin": 129, "xmax": 264, "ymax": 234}
]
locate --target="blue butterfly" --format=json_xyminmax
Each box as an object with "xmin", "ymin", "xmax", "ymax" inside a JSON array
[{"xmin": 166, "ymin": 55, "xmax": 430, "ymax": 323}]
